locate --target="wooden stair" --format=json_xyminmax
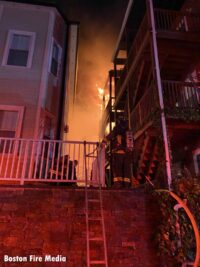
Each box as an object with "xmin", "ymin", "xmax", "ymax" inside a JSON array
[{"xmin": 137, "ymin": 135, "xmax": 159, "ymax": 183}]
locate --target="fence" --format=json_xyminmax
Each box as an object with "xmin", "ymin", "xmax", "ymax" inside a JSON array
[{"xmin": 0, "ymin": 138, "xmax": 105, "ymax": 186}]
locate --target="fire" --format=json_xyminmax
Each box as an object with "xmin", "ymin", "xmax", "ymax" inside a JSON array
[{"xmin": 98, "ymin": 87, "xmax": 104, "ymax": 99}]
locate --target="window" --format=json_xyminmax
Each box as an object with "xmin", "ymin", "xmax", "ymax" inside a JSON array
[
  {"xmin": 43, "ymin": 116, "xmax": 55, "ymax": 140},
  {"xmin": 50, "ymin": 40, "xmax": 62, "ymax": 77},
  {"xmin": 0, "ymin": 110, "xmax": 18, "ymax": 138},
  {"xmin": 0, "ymin": 105, "xmax": 24, "ymax": 138},
  {"xmin": 2, "ymin": 30, "xmax": 36, "ymax": 68},
  {"xmin": 0, "ymin": 106, "xmax": 24, "ymax": 153}
]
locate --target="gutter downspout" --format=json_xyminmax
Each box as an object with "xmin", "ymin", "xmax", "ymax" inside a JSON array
[{"xmin": 147, "ymin": 0, "xmax": 172, "ymax": 189}]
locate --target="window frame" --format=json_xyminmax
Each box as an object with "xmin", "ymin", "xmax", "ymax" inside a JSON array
[
  {"xmin": 0, "ymin": 105, "xmax": 24, "ymax": 138},
  {"xmin": 49, "ymin": 37, "xmax": 62, "ymax": 78},
  {"xmin": 2, "ymin": 30, "xmax": 36, "ymax": 68}
]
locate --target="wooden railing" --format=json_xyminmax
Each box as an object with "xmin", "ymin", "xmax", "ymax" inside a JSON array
[
  {"xmin": 162, "ymin": 81, "xmax": 200, "ymax": 109},
  {"xmin": 131, "ymin": 85, "xmax": 158, "ymax": 133},
  {"xmin": 115, "ymin": 8, "xmax": 200, "ymax": 106},
  {"xmin": 131, "ymin": 80, "xmax": 200, "ymax": 133},
  {"xmin": 155, "ymin": 9, "xmax": 200, "ymax": 32},
  {"xmin": 0, "ymin": 138, "xmax": 105, "ymax": 186}
]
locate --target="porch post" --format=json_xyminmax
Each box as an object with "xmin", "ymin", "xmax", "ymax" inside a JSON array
[{"xmin": 147, "ymin": 0, "xmax": 172, "ymax": 189}]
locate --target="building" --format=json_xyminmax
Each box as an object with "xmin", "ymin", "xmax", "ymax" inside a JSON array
[
  {"xmin": 102, "ymin": 0, "xmax": 200, "ymax": 188},
  {"xmin": 0, "ymin": 0, "xmax": 79, "ymax": 140}
]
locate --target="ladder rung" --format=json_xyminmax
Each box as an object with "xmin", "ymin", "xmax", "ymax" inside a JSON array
[
  {"xmin": 90, "ymin": 260, "xmax": 106, "ymax": 265},
  {"xmin": 88, "ymin": 217, "xmax": 102, "ymax": 221},
  {"xmin": 89, "ymin": 237, "xmax": 104, "ymax": 241}
]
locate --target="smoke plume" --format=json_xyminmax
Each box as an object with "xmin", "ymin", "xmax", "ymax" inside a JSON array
[{"xmin": 62, "ymin": 0, "xmax": 128, "ymax": 141}]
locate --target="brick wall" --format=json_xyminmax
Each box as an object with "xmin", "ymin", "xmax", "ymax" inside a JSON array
[{"xmin": 0, "ymin": 186, "xmax": 162, "ymax": 267}]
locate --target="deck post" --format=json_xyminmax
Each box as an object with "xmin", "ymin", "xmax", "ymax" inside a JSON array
[{"xmin": 147, "ymin": 0, "xmax": 172, "ymax": 189}]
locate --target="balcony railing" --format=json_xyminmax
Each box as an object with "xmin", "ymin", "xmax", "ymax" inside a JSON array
[
  {"xmin": 155, "ymin": 9, "xmax": 200, "ymax": 32},
  {"xmin": 131, "ymin": 80, "xmax": 200, "ymax": 133},
  {"xmin": 115, "ymin": 9, "xmax": 200, "ymax": 106},
  {"xmin": 131, "ymin": 85, "xmax": 158, "ymax": 133},
  {"xmin": 162, "ymin": 81, "xmax": 200, "ymax": 109},
  {"xmin": 0, "ymin": 138, "xmax": 105, "ymax": 186}
]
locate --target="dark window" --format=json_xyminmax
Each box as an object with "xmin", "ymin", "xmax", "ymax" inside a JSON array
[
  {"xmin": 7, "ymin": 34, "xmax": 30, "ymax": 67},
  {"xmin": 50, "ymin": 43, "xmax": 60, "ymax": 76}
]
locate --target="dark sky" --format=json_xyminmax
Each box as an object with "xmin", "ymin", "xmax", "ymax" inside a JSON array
[{"xmin": 62, "ymin": 0, "xmax": 128, "ymax": 141}]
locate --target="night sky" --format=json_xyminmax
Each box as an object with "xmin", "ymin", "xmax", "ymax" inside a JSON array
[{"xmin": 62, "ymin": 0, "xmax": 128, "ymax": 141}]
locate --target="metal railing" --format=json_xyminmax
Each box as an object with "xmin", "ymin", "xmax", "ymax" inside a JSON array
[
  {"xmin": 162, "ymin": 80, "xmax": 200, "ymax": 109},
  {"xmin": 0, "ymin": 138, "xmax": 105, "ymax": 186},
  {"xmin": 155, "ymin": 8, "xmax": 200, "ymax": 32}
]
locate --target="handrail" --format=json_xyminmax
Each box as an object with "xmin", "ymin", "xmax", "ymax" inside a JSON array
[{"xmin": 0, "ymin": 137, "xmax": 98, "ymax": 145}]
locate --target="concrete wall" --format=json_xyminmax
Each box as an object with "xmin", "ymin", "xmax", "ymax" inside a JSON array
[{"xmin": 0, "ymin": 186, "xmax": 161, "ymax": 267}]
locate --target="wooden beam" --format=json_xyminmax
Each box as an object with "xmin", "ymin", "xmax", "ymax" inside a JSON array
[{"xmin": 114, "ymin": 58, "xmax": 127, "ymax": 65}]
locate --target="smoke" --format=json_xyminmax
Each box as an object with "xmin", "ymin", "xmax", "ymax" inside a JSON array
[{"xmin": 63, "ymin": 0, "xmax": 128, "ymax": 141}]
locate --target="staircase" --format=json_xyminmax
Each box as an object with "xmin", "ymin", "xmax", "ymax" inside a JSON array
[{"xmin": 137, "ymin": 134, "xmax": 159, "ymax": 183}]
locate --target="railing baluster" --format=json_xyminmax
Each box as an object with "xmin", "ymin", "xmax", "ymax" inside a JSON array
[
  {"xmin": 66, "ymin": 143, "xmax": 70, "ymax": 180},
  {"xmin": 77, "ymin": 143, "xmax": 81, "ymax": 179},
  {"xmin": 21, "ymin": 140, "xmax": 29, "ymax": 184},
  {"xmin": 16, "ymin": 140, "xmax": 23, "ymax": 180},
  {"xmin": 50, "ymin": 141, "xmax": 56, "ymax": 180},
  {"xmin": 28, "ymin": 140, "xmax": 35, "ymax": 179},
  {"xmin": 4, "ymin": 139, "xmax": 13, "ymax": 179},
  {"xmin": 0, "ymin": 139, "xmax": 6, "ymax": 178},
  {"xmin": 55, "ymin": 141, "xmax": 61, "ymax": 181},
  {"xmin": 60, "ymin": 142, "xmax": 65, "ymax": 181},
  {"xmin": 33, "ymin": 140, "xmax": 40, "ymax": 179},
  {"xmin": 44, "ymin": 140, "xmax": 51, "ymax": 180},
  {"xmin": 72, "ymin": 143, "xmax": 76, "ymax": 181},
  {"xmin": 10, "ymin": 139, "xmax": 18, "ymax": 179},
  {"xmin": 39, "ymin": 140, "xmax": 45, "ymax": 179}
]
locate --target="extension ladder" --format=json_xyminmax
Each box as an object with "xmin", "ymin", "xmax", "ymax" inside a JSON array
[{"xmin": 84, "ymin": 144, "xmax": 108, "ymax": 267}]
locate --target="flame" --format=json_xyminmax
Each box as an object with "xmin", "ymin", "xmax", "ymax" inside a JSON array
[{"xmin": 98, "ymin": 87, "xmax": 104, "ymax": 97}]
